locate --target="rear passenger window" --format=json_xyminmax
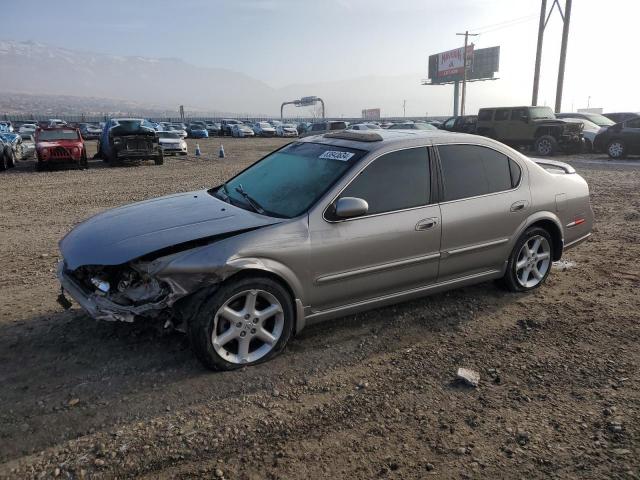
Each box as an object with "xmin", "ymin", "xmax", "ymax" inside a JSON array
[
  {"xmin": 438, "ymin": 145, "xmax": 517, "ymax": 201},
  {"xmin": 495, "ymin": 109, "xmax": 510, "ymax": 121},
  {"xmin": 478, "ymin": 110, "xmax": 493, "ymax": 121},
  {"xmin": 338, "ymin": 147, "xmax": 430, "ymax": 215}
]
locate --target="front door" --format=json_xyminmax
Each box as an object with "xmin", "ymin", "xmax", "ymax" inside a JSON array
[
  {"xmin": 307, "ymin": 147, "xmax": 441, "ymax": 312},
  {"xmin": 435, "ymin": 144, "xmax": 531, "ymax": 282}
]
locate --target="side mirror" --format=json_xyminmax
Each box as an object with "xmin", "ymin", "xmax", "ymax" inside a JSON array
[{"xmin": 334, "ymin": 197, "xmax": 369, "ymax": 219}]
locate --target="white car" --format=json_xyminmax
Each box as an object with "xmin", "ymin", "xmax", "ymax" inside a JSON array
[
  {"xmin": 348, "ymin": 123, "xmax": 382, "ymax": 131},
  {"xmin": 18, "ymin": 123, "xmax": 37, "ymax": 135},
  {"xmin": 167, "ymin": 126, "xmax": 188, "ymax": 139},
  {"xmin": 48, "ymin": 119, "xmax": 67, "ymax": 128},
  {"xmin": 276, "ymin": 123, "xmax": 299, "ymax": 137},
  {"xmin": 158, "ymin": 131, "xmax": 188, "ymax": 155},
  {"xmin": 253, "ymin": 122, "xmax": 277, "ymax": 137},
  {"xmin": 559, "ymin": 118, "xmax": 601, "ymax": 152},
  {"xmin": 231, "ymin": 124, "xmax": 255, "ymax": 137}
]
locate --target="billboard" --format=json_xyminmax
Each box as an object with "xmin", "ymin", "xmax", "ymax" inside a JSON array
[
  {"xmin": 428, "ymin": 46, "xmax": 500, "ymax": 84},
  {"xmin": 362, "ymin": 108, "xmax": 381, "ymax": 120},
  {"xmin": 437, "ymin": 46, "xmax": 474, "ymax": 78}
]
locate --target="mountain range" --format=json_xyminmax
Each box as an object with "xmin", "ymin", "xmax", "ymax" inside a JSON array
[{"xmin": 0, "ymin": 40, "xmax": 453, "ymax": 117}]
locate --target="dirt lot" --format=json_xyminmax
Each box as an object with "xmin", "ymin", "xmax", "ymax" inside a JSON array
[{"xmin": 1, "ymin": 137, "xmax": 639, "ymax": 479}]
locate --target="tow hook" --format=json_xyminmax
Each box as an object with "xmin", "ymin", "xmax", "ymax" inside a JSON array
[{"xmin": 57, "ymin": 288, "xmax": 72, "ymax": 310}]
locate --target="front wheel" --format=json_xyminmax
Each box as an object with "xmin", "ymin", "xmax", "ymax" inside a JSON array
[
  {"xmin": 607, "ymin": 139, "xmax": 626, "ymax": 159},
  {"xmin": 534, "ymin": 135, "xmax": 558, "ymax": 156},
  {"xmin": 188, "ymin": 276, "xmax": 294, "ymax": 371},
  {"xmin": 154, "ymin": 153, "xmax": 164, "ymax": 165},
  {"xmin": 500, "ymin": 227, "xmax": 553, "ymax": 292}
]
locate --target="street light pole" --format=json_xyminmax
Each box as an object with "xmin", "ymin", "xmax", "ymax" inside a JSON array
[{"xmin": 456, "ymin": 30, "xmax": 478, "ymax": 116}]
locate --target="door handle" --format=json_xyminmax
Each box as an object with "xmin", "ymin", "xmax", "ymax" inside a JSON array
[
  {"xmin": 510, "ymin": 201, "xmax": 528, "ymax": 212},
  {"xmin": 416, "ymin": 217, "xmax": 438, "ymax": 231}
]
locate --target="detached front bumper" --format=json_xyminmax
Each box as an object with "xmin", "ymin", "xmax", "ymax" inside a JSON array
[{"xmin": 57, "ymin": 261, "xmax": 167, "ymax": 322}]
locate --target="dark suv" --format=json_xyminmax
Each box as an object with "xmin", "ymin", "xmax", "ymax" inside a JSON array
[
  {"xmin": 593, "ymin": 117, "xmax": 640, "ymax": 159},
  {"xmin": 440, "ymin": 115, "xmax": 477, "ymax": 133},
  {"xmin": 476, "ymin": 106, "xmax": 583, "ymax": 156}
]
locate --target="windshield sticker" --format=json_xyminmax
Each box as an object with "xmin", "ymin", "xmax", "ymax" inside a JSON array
[{"xmin": 319, "ymin": 150, "xmax": 355, "ymax": 161}]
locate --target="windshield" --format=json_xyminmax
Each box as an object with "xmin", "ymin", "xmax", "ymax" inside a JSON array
[
  {"xmin": 38, "ymin": 129, "xmax": 80, "ymax": 141},
  {"xmin": 259, "ymin": 122, "xmax": 271, "ymax": 128},
  {"xmin": 158, "ymin": 132, "xmax": 180, "ymax": 139},
  {"xmin": 114, "ymin": 120, "xmax": 143, "ymax": 130},
  {"xmin": 529, "ymin": 107, "xmax": 555, "ymax": 120},
  {"xmin": 584, "ymin": 113, "xmax": 615, "ymax": 126},
  {"xmin": 216, "ymin": 142, "xmax": 366, "ymax": 218}
]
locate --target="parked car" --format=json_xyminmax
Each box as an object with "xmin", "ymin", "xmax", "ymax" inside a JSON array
[
  {"xmin": 253, "ymin": 122, "xmax": 277, "ymax": 137},
  {"xmin": 56, "ymin": 129, "xmax": 592, "ymax": 370},
  {"xmin": 35, "ymin": 127, "xmax": 87, "ymax": 170},
  {"xmin": 18, "ymin": 123, "xmax": 37, "ymax": 135},
  {"xmin": 0, "ymin": 121, "xmax": 14, "ymax": 133},
  {"xmin": 157, "ymin": 131, "xmax": 188, "ymax": 156},
  {"xmin": 188, "ymin": 124, "xmax": 209, "ymax": 139},
  {"xmin": 476, "ymin": 106, "xmax": 583, "ymax": 156},
  {"xmin": 439, "ymin": 115, "xmax": 477, "ymax": 133},
  {"xmin": 387, "ymin": 122, "xmax": 438, "ymax": 131},
  {"xmin": 97, "ymin": 118, "xmax": 163, "ymax": 166},
  {"xmin": 220, "ymin": 119, "xmax": 244, "ymax": 136},
  {"xmin": 19, "ymin": 134, "xmax": 36, "ymax": 159},
  {"xmin": 0, "ymin": 132, "xmax": 24, "ymax": 163},
  {"xmin": 556, "ymin": 112, "xmax": 615, "ymax": 128},
  {"xmin": 297, "ymin": 122, "xmax": 311, "ymax": 135},
  {"xmin": 47, "ymin": 119, "xmax": 68, "ymax": 128},
  {"xmin": 301, "ymin": 121, "xmax": 348, "ymax": 137},
  {"xmin": 347, "ymin": 123, "xmax": 382, "ymax": 131},
  {"xmin": 168, "ymin": 125, "xmax": 188, "ymax": 138},
  {"xmin": 231, "ymin": 124, "xmax": 255, "ymax": 137},
  {"xmin": 593, "ymin": 116, "xmax": 640, "ymax": 159},
  {"xmin": 558, "ymin": 118, "xmax": 601, "ymax": 152},
  {"xmin": 603, "ymin": 112, "xmax": 639, "ymax": 124},
  {"xmin": 0, "ymin": 137, "xmax": 16, "ymax": 170},
  {"xmin": 206, "ymin": 122, "xmax": 221, "ymax": 136},
  {"xmin": 276, "ymin": 123, "xmax": 299, "ymax": 137},
  {"xmin": 78, "ymin": 123, "xmax": 102, "ymax": 140}
]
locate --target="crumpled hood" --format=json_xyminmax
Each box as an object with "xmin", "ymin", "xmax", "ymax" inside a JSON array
[{"xmin": 60, "ymin": 190, "xmax": 280, "ymax": 270}]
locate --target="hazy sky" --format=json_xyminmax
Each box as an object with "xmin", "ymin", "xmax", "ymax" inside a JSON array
[{"xmin": 1, "ymin": 0, "xmax": 639, "ymax": 115}]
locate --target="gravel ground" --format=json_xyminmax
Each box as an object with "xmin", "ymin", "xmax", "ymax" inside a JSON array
[{"xmin": 0, "ymin": 138, "xmax": 639, "ymax": 479}]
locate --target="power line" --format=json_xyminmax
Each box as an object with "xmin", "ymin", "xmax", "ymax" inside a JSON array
[{"xmin": 472, "ymin": 13, "xmax": 538, "ymax": 34}]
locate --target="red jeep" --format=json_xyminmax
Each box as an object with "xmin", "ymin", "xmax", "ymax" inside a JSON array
[{"xmin": 35, "ymin": 127, "xmax": 88, "ymax": 171}]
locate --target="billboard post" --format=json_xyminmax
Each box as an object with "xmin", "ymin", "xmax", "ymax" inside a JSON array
[{"xmin": 456, "ymin": 31, "xmax": 479, "ymax": 116}]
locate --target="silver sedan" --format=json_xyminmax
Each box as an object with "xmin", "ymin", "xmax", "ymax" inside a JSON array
[{"xmin": 57, "ymin": 130, "xmax": 593, "ymax": 370}]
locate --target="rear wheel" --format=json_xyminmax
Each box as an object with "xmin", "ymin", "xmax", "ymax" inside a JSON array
[
  {"xmin": 188, "ymin": 276, "xmax": 294, "ymax": 371},
  {"xmin": 154, "ymin": 153, "xmax": 164, "ymax": 165},
  {"xmin": 534, "ymin": 135, "xmax": 558, "ymax": 156},
  {"xmin": 80, "ymin": 149, "xmax": 88, "ymax": 169},
  {"xmin": 0, "ymin": 150, "xmax": 8, "ymax": 171},
  {"xmin": 500, "ymin": 227, "xmax": 553, "ymax": 292},
  {"xmin": 607, "ymin": 139, "xmax": 626, "ymax": 159}
]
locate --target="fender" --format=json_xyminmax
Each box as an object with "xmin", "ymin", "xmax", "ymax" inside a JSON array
[{"xmin": 509, "ymin": 210, "xmax": 564, "ymax": 262}]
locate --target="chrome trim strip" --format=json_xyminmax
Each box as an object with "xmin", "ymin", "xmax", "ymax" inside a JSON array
[
  {"xmin": 316, "ymin": 252, "xmax": 441, "ymax": 284},
  {"xmin": 564, "ymin": 232, "xmax": 591, "ymax": 249},
  {"xmin": 445, "ymin": 237, "xmax": 509, "ymax": 256},
  {"xmin": 308, "ymin": 269, "xmax": 502, "ymax": 318}
]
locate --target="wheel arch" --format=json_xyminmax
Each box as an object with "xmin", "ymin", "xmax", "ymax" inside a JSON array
[{"xmin": 525, "ymin": 216, "xmax": 563, "ymax": 261}]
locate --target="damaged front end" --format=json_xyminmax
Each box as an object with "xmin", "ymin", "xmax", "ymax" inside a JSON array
[{"xmin": 57, "ymin": 259, "xmax": 206, "ymax": 327}]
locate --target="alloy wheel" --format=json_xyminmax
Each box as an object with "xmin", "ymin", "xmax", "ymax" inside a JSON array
[
  {"xmin": 537, "ymin": 139, "xmax": 552, "ymax": 155},
  {"xmin": 211, "ymin": 289, "xmax": 284, "ymax": 364},
  {"xmin": 608, "ymin": 142, "xmax": 624, "ymax": 158},
  {"xmin": 515, "ymin": 235, "xmax": 551, "ymax": 288}
]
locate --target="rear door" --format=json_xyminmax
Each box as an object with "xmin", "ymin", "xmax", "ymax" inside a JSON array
[
  {"xmin": 307, "ymin": 147, "xmax": 441, "ymax": 311},
  {"xmin": 493, "ymin": 109, "xmax": 512, "ymax": 140},
  {"xmin": 623, "ymin": 118, "xmax": 640, "ymax": 153},
  {"xmin": 436, "ymin": 143, "xmax": 530, "ymax": 282}
]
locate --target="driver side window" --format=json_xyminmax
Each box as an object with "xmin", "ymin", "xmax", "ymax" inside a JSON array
[{"xmin": 338, "ymin": 147, "xmax": 431, "ymax": 216}]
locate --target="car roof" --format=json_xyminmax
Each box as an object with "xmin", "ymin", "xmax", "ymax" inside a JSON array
[{"xmin": 298, "ymin": 129, "xmax": 489, "ymax": 153}]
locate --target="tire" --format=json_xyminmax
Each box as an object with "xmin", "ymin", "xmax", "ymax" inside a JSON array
[
  {"xmin": 188, "ymin": 276, "xmax": 294, "ymax": 371},
  {"xmin": 7, "ymin": 149, "xmax": 16, "ymax": 168},
  {"xmin": 500, "ymin": 226, "xmax": 553, "ymax": 293},
  {"xmin": 607, "ymin": 139, "xmax": 626, "ymax": 159},
  {"xmin": 534, "ymin": 135, "xmax": 558, "ymax": 156},
  {"xmin": 80, "ymin": 150, "xmax": 88, "ymax": 169},
  {"xmin": 154, "ymin": 154, "xmax": 164, "ymax": 165},
  {"xmin": 0, "ymin": 151, "xmax": 7, "ymax": 171},
  {"xmin": 583, "ymin": 138, "xmax": 593, "ymax": 153}
]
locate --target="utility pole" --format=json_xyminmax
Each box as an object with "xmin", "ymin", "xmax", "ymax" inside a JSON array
[
  {"xmin": 555, "ymin": 0, "xmax": 572, "ymax": 113},
  {"xmin": 531, "ymin": 0, "xmax": 547, "ymax": 105},
  {"xmin": 531, "ymin": 0, "xmax": 572, "ymax": 111},
  {"xmin": 456, "ymin": 30, "xmax": 478, "ymax": 116},
  {"xmin": 402, "ymin": 100, "xmax": 406, "ymax": 118}
]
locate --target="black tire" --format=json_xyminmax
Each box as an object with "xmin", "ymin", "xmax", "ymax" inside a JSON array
[
  {"xmin": 36, "ymin": 159, "xmax": 47, "ymax": 172},
  {"xmin": 0, "ymin": 150, "xmax": 7, "ymax": 171},
  {"xmin": 80, "ymin": 150, "xmax": 88, "ymax": 169},
  {"xmin": 500, "ymin": 226, "xmax": 554, "ymax": 293},
  {"xmin": 107, "ymin": 149, "xmax": 118, "ymax": 167},
  {"xmin": 534, "ymin": 135, "xmax": 558, "ymax": 156},
  {"xmin": 188, "ymin": 276, "xmax": 294, "ymax": 371},
  {"xmin": 583, "ymin": 138, "xmax": 593, "ymax": 153},
  {"xmin": 606, "ymin": 139, "xmax": 626, "ymax": 159},
  {"xmin": 6, "ymin": 149, "xmax": 16, "ymax": 168},
  {"xmin": 154, "ymin": 153, "xmax": 164, "ymax": 165}
]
